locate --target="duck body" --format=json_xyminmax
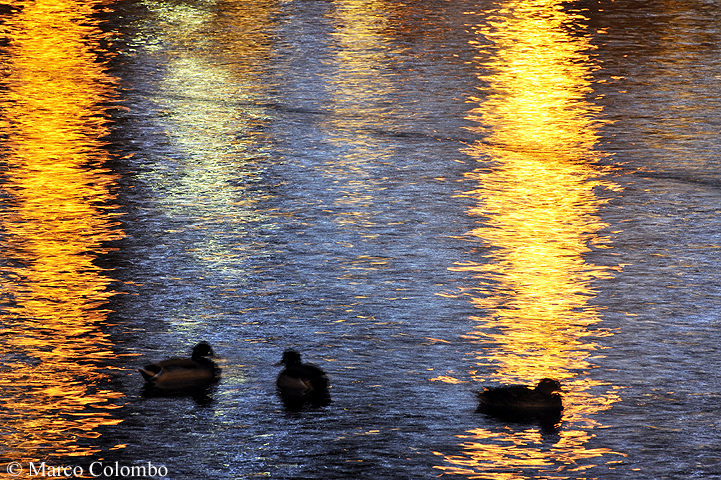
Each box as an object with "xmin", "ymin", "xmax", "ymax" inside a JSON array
[
  {"xmin": 138, "ymin": 342, "xmax": 220, "ymax": 393},
  {"xmin": 276, "ymin": 350, "xmax": 330, "ymax": 411},
  {"xmin": 477, "ymin": 378, "xmax": 563, "ymax": 419}
]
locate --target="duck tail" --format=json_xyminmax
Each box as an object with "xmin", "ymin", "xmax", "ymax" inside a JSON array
[{"xmin": 138, "ymin": 365, "xmax": 162, "ymax": 382}]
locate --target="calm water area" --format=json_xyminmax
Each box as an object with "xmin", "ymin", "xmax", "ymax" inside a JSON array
[{"xmin": 1, "ymin": 0, "xmax": 721, "ymax": 478}]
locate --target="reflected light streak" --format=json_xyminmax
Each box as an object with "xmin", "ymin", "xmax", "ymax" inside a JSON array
[
  {"xmin": 437, "ymin": 2, "xmax": 623, "ymax": 477},
  {"xmin": 0, "ymin": 0, "xmax": 125, "ymax": 463},
  {"xmin": 135, "ymin": 0, "xmax": 275, "ymax": 287},
  {"xmin": 320, "ymin": 1, "xmax": 398, "ymax": 292},
  {"xmin": 325, "ymin": 0, "xmax": 396, "ymax": 207}
]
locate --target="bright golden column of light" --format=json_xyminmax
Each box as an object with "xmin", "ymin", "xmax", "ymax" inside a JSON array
[
  {"xmin": 457, "ymin": 0, "xmax": 617, "ymax": 389},
  {"xmin": 435, "ymin": 2, "xmax": 624, "ymax": 476},
  {"xmin": 0, "ymin": 0, "xmax": 125, "ymax": 461}
]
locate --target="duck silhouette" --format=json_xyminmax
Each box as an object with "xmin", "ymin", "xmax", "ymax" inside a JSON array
[
  {"xmin": 275, "ymin": 350, "xmax": 330, "ymax": 410},
  {"xmin": 138, "ymin": 342, "xmax": 220, "ymax": 393},
  {"xmin": 477, "ymin": 378, "xmax": 563, "ymax": 422}
]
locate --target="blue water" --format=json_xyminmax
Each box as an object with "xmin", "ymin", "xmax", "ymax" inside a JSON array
[{"xmin": 1, "ymin": 0, "xmax": 720, "ymax": 478}]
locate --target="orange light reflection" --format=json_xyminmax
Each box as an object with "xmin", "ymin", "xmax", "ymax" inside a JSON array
[
  {"xmin": 0, "ymin": 0, "xmax": 125, "ymax": 463},
  {"xmin": 320, "ymin": 0, "xmax": 398, "ymax": 294},
  {"xmin": 436, "ymin": 2, "xmax": 624, "ymax": 477}
]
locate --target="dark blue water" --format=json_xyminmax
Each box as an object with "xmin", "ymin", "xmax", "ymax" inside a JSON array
[{"xmin": 1, "ymin": 0, "xmax": 720, "ymax": 478}]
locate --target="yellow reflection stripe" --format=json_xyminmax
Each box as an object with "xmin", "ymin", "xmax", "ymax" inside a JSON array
[
  {"xmin": 438, "ymin": 1, "xmax": 624, "ymax": 476},
  {"xmin": 0, "ymin": 0, "xmax": 125, "ymax": 462}
]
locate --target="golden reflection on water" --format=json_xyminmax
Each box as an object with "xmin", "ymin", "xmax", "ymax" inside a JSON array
[
  {"xmin": 0, "ymin": 0, "xmax": 125, "ymax": 463},
  {"xmin": 436, "ymin": 2, "xmax": 623, "ymax": 477},
  {"xmin": 320, "ymin": 1, "xmax": 398, "ymax": 293},
  {"xmin": 135, "ymin": 0, "xmax": 275, "ymax": 292},
  {"xmin": 325, "ymin": 0, "xmax": 396, "ymax": 209}
]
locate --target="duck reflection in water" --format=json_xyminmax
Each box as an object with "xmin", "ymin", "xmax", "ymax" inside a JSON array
[
  {"xmin": 138, "ymin": 341, "xmax": 220, "ymax": 399},
  {"xmin": 276, "ymin": 350, "xmax": 330, "ymax": 411},
  {"xmin": 477, "ymin": 378, "xmax": 563, "ymax": 428}
]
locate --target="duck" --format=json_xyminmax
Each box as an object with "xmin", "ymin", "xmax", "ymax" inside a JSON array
[
  {"xmin": 138, "ymin": 341, "xmax": 220, "ymax": 392},
  {"xmin": 477, "ymin": 378, "xmax": 563, "ymax": 418},
  {"xmin": 275, "ymin": 350, "xmax": 330, "ymax": 410}
]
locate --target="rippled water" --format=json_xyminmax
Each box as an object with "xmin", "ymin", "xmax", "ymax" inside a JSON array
[{"xmin": 1, "ymin": 0, "xmax": 720, "ymax": 478}]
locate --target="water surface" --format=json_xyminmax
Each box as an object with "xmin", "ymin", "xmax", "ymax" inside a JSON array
[{"xmin": 1, "ymin": 0, "xmax": 720, "ymax": 478}]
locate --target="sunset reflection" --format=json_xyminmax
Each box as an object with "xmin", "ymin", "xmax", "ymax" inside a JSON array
[
  {"xmin": 0, "ymin": 0, "xmax": 125, "ymax": 463},
  {"xmin": 437, "ymin": 2, "xmax": 623, "ymax": 476}
]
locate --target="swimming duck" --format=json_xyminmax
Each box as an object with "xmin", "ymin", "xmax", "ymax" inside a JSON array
[
  {"xmin": 477, "ymin": 378, "xmax": 563, "ymax": 418},
  {"xmin": 138, "ymin": 342, "xmax": 220, "ymax": 392},
  {"xmin": 275, "ymin": 350, "xmax": 330, "ymax": 410}
]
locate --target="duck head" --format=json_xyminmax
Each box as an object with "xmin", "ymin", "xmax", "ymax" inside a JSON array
[
  {"xmin": 191, "ymin": 341, "xmax": 214, "ymax": 360},
  {"xmin": 535, "ymin": 378, "xmax": 562, "ymax": 395},
  {"xmin": 278, "ymin": 350, "xmax": 302, "ymax": 366}
]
